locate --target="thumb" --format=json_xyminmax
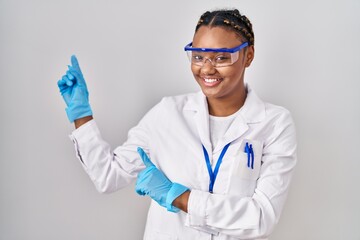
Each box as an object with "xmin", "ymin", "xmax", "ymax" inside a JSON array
[{"xmin": 137, "ymin": 147, "xmax": 155, "ymax": 168}]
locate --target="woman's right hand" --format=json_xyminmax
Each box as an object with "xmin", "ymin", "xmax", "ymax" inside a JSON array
[{"xmin": 57, "ymin": 55, "xmax": 93, "ymax": 123}]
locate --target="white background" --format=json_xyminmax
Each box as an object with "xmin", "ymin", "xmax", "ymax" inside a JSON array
[{"xmin": 1, "ymin": 0, "xmax": 359, "ymax": 239}]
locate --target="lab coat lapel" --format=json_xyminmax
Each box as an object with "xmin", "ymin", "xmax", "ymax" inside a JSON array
[
  {"xmin": 214, "ymin": 116, "xmax": 249, "ymax": 152},
  {"xmin": 184, "ymin": 87, "xmax": 266, "ymax": 154},
  {"xmin": 184, "ymin": 92, "xmax": 212, "ymax": 153},
  {"xmin": 213, "ymin": 86, "xmax": 266, "ymax": 153},
  {"xmin": 214, "ymin": 115, "xmax": 249, "ymax": 153}
]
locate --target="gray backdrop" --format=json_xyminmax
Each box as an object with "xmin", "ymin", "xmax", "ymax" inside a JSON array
[{"xmin": 1, "ymin": 0, "xmax": 359, "ymax": 239}]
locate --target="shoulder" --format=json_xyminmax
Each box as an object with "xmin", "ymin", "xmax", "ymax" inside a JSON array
[
  {"xmin": 242, "ymin": 87, "xmax": 293, "ymax": 125},
  {"xmin": 140, "ymin": 92, "xmax": 200, "ymax": 123},
  {"xmin": 245, "ymin": 86, "xmax": 295, "ymax": 128},
  {"xmin": 262, "ymin": 102, "xmax": 297, "ymax": 146},
  {"xmin": 264, "ymin": 102, "xmax": 293, "ymax": 121},
  {"xmin": 158, "ymin": 92, "xmax": 200, "ymax": 110}
]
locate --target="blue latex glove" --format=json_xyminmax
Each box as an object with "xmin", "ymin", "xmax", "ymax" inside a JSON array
[
  {"xmin": 136, "ymin": 147, "xmax": 189, "ymax": 213},
  {"xmin": 57, "ymin": 55, "xmax": 93, "ymax": 123}
]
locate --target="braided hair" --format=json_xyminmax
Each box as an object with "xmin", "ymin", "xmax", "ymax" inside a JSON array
[{"xmin": 195, "ymin": 9, "xmax": 255, "ymax": 46}]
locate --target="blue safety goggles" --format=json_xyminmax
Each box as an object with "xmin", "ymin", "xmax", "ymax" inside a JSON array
[{"xmin": 184, "ymin": 42, "xmax": 249, "ymax": 67}]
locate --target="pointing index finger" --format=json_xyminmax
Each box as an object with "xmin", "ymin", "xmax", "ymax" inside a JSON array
[
  {"xmin": 71, "ymin": 55, "xmax": 80, "ymax": 71},
  {"xmin": 137, "ymin": 147, "xmax": 155, "ymax": 168},
  {"xmin": 69, "ymin": 55, "xmax": 86, "ymax": 86}
]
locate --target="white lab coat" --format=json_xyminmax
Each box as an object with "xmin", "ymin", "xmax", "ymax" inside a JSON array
[{"xmin": 69, "ymin": 86, "xmax": 297, "ymax": 240}]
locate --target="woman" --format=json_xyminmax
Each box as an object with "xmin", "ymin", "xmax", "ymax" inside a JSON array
[{"xmin": 57, "ymin": 9, "xmax": 297, "ymax": 240}]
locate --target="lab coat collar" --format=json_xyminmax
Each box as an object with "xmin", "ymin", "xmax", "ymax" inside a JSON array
[
  {"xmin": 239, "ymin": 85, "xmax": 266, "ymax": 124},
  {"xmin": 184, "ymin": 84, "xmax": 266, "ymax": 153},
  {"xmin": 184, "ymin": 85, "xmax": 265, "ymax": 123}
]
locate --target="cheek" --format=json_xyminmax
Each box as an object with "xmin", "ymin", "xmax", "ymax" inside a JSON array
[
  {"xmin": 218, "ymin": 68, "xmax": 236, "ymax": 78},
  {"xmin": 191, "ymin": 65, "xmax": 200, "ymax": 76},
  {"xmin": 229, "ymin": 68, "xmax": 243, "ymax": 78},
  {"xmin": 227, "ymin": 61, "xmax": 246, "ymax": 78}
]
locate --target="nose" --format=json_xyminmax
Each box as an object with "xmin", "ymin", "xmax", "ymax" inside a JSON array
[{"xmin": 201, "ymin": 59, "xmax": 217, "ymax": 75}]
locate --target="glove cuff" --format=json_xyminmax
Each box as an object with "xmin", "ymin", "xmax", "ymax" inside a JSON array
[
  {"xmin": 166, "ymin": 183, "xmax": 189, "ymax": 213},
  {"xmin": 66, "ymin": 104, "xmax": 93, "ymax": 123}
]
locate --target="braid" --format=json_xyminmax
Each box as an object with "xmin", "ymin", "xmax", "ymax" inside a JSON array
[
  {"xmin": 196, "ymin": 11, "xmax": 210, "ymax": 29},
  {"xmin": 223, "ymin": 19, "xmax": 255, "ymax": 46},
  {"xmin": 196, "ymin": 11, "xmax": 209, "ymax": 27},
  {"xmin": 195, "ymin": 9, "xmax": 255, "ymax": 46}
]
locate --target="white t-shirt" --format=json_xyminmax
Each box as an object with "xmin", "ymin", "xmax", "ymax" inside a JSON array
[{"xmin": 209, "ymin": 109, "xmax": 241, "ymax": 150}]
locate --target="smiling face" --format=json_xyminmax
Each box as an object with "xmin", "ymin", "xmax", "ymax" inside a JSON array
[{"xmin": 191, "ymin": 26, "xmax": 254, "ymax": 104}]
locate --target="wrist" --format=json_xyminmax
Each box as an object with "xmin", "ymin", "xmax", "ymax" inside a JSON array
[
  {"xmin": 74, "ymin": 116, "xmax": 93, "ymax": 129},
  {"xmin": 66, "ymin": 104, "xmax": 92, "ymax": 123},
  {"xmin": 172, "ymin": 190, "xmax": 190, "ymax": 213}
]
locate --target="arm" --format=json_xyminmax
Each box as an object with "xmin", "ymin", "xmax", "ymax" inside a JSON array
[
  {"xmin": 68, "ymin": 101, "xmax": 165, "ymax": 193},
  {"xmin": 57, "ymin": 56, "xmax": 153, "ymax": 193},
  {"xmin": 69, "ymin": 119, "xmax": 145, "ymax": 193}
]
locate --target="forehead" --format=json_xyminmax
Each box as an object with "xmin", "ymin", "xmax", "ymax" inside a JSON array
[{"xmin": 192, "ymin": 26, "xmax": 242, "ymax": 49}]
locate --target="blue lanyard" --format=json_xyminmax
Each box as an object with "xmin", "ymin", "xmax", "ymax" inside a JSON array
[{"xmin": 202, "ymin": 142, "xmax": 231, "ymax": 193}]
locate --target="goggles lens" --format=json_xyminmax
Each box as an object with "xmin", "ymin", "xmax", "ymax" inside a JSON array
[
  {"xmin": 184, "ymin": 42, "xmax": 248, "ymax": 67},
  {"xmin": 186, "ymin": 51, "xmax": 239, "ymax": 67}
]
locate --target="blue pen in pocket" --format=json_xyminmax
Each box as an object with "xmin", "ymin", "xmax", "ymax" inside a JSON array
[{"xmin": 244, "ymin": 142, "xmax": 254, "ymax": 169}]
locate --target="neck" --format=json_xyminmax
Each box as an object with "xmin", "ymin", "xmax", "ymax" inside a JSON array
[{"xmin": 207, "ymin": 88, "xmax": 247, "ymax": 117}]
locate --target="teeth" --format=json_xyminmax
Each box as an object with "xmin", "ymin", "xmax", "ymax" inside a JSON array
[{"xmin": 204, "ymin": 78, "xmax": 220, "ymax": 83}]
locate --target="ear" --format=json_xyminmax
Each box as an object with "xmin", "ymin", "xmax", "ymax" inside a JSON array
[{"xmin": 245, "ymin": 45, "xmax": 255, "ymax": 67}]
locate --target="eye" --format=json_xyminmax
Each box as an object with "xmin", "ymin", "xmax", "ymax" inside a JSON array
[
  {"xmin": 192, "ymin": 54, "xmax": 204, "ymax": 62},
  {"xmin": 214, "ymin": 55, "xmax": 230, "ymax": 62}
]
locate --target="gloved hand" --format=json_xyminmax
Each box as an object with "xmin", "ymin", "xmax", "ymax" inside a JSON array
[
  {"xmin": 57, "ymin": 55, "xmax": 93, "ymax": 123},
  {"xmin": 136, "ymin": 147, "xmax": 189, "ymax": 213}
]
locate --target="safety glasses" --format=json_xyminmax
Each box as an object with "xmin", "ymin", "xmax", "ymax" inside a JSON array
[{"xmin": 184, "ymin": 42, "xmax": 249, "ymax": 67}]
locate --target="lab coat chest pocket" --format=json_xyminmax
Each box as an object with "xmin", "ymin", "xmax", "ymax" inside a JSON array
[{"xmin": 227, "ymin": 140, "xmax": 263, "ymax": 196}]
